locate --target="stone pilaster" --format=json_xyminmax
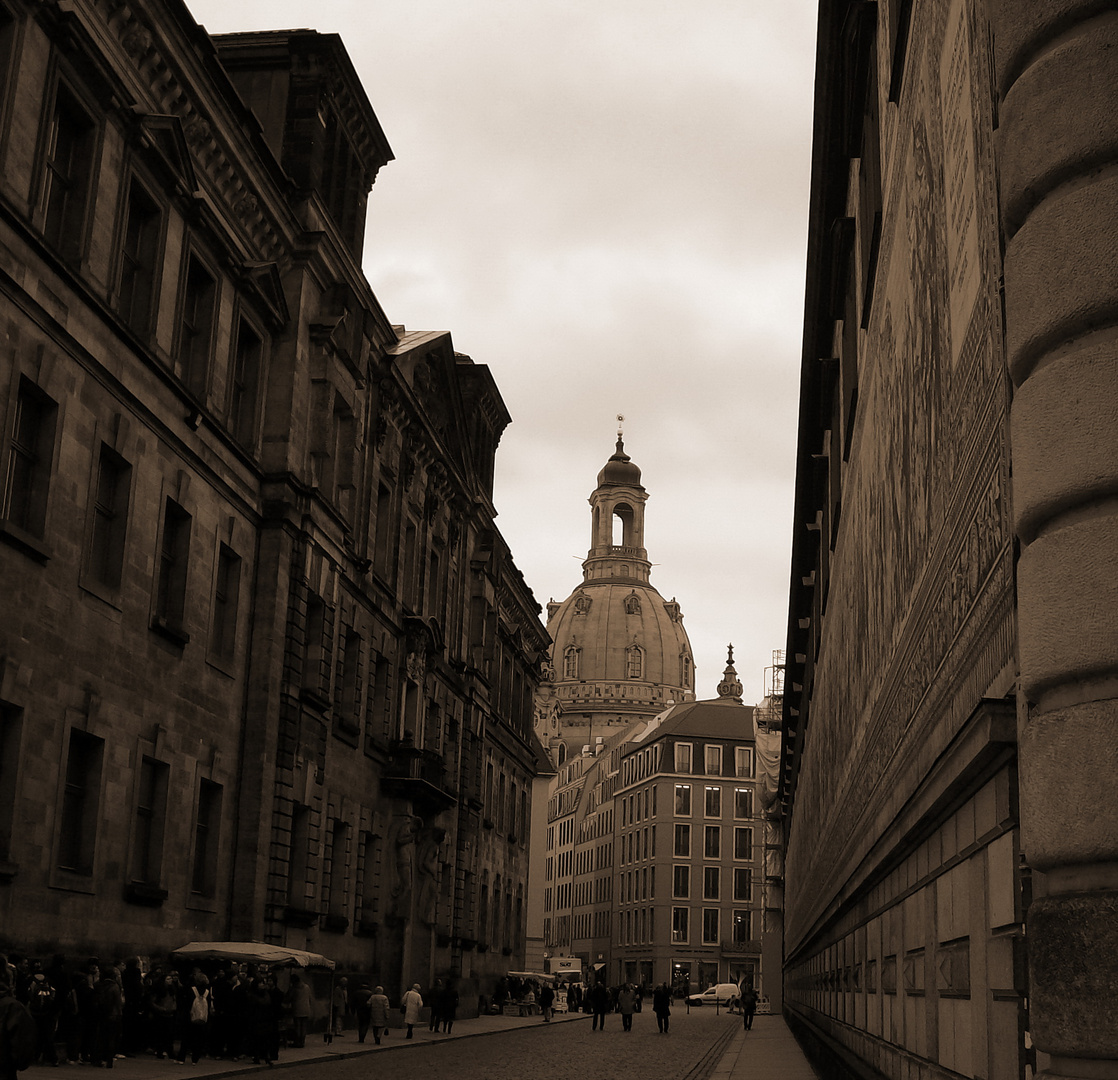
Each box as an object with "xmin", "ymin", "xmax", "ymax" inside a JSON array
[{"xmin": 990, "ymin": 2, "xmax": 1118, "ymax": 1073}]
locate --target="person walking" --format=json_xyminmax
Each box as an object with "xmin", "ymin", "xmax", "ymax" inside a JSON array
[
  {"xmin": 589, "ymin": 980, "xmax": 610, "ymax": 1031},
  {"xmin": 618, "ymin": 983, "xmax": 636, "ymax": 1032},
  {"xmin": 652, "ymin": 983, "xmax": 672, "ymax": 1034},
  {"xmin": 428, "ymin": 979, "xmax": 443, "ymax": 1033},
  {"xmin": 245, "ymin": 978, "xmax": 275, "ymax": 1066},
  {"xmin": 350, "ymin": 981, "xmax": 373, "ymax": 1043},
  {"xmin": 330, "ymin": 977, "xmax": 348, "ymax": 1038},
  {"xmin": 402, "ymin": 983, "xmax": 423, "ymax": 1039},
  {"xmin": 739, "ymin": 984, "xmax": 758, "ymax": 1031},
  {"xmin": 286, "ymin": 974, "xmax": 312, "ymax": 1048},
  {"xmin": 440, "ymin": 980, "xmax": 458, "ymax": 1034},
  {"xmin": 91, "ymin": 966, "xmax": 123, "ymax": 1068},
  {"xmin": 538, "ymin": 983, "xmax": 554, "ymax": 1023},
  {"xmin": 368, "ymin": 987, "xmax": 390, "ymax": 1045}
]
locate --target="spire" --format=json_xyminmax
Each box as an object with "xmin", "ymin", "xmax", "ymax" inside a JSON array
[{"xmin": 717, "ymin": 644, "xmax": 744, "ymax": 702}]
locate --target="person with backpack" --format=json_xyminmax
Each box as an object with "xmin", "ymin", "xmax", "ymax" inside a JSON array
[
  {"xmin": 0, "ymin": 974, "xmax": 38, "ymax": 1080},
  {"xmin": 26, "ymin": 973, "xmax": 58, "ymax": 1066},
  {"xmin": 184, "ymin": 974, "xmax": 211, "ymax": 1065},
  {"xmin": 91, "ymin": 967, "xmax": 122, "ymax": 1069}
]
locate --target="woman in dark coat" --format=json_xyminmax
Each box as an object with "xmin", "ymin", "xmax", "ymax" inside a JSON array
[
  {"xmin": 652, "ymin": 982, "xmax": 672, "ymax": 1034},
  {"xmin": 245, "ymin": 979, "xmax": 275, "ymax": 1066}
]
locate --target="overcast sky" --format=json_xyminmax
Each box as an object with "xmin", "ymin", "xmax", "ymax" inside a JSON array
[{"xmin": 186, "ymin": 0, "xmax": 818, "ymax": 703}]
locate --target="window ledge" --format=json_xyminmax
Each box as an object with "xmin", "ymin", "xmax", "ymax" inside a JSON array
[
  {"xmin": 125, "ymin": 881, "xmax": 168, "ymax": 906},
  {"xmin": 151, "ymin": 615, "xmax": 190, "ymax": 647},
  {"xmin": 0, "ymin": 521, "xmax": 52, "ymax": 563}
]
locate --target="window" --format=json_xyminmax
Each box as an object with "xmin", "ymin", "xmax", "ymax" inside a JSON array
[
  {"xmin": 3, "ymin": 378, "xmax": 57, "ymax": 540},
  {"xmin": 734, "ymin": 788, "xmax": 754, "ymax": 819},
  {"xmin": 704, "ymin": 786, "xmax": 722, "ymax": 818},
  {"xmin": 41, "ymin": 83, "xmax": 95, "ymax": 262},
  {"xmin": 154, "ymin": 498, "xmax": 191, "ymax": 636},
  {"xmin": 733, "ymin": 867, "xmax": 753, "ymax": 902},
  {"xmin": 178, "ymin": 255, "xmax": 217, "ymax": 393},
  {"xmin": 326, "ymin": 818, "xmax": 348, "ymax": 919},
  {"xmin": 735, "ymin": 746, "xmax": 754, "ymax": 778},
  {"xmin": 373, "ymin": 483, "xmax": 394, "ymax": 577},
  {"xmin": 674, "ymin": 742, "xmax": 692, "ymax": 773},
  {"xmin": 130, "ymin": 756, "xmax": 168, "ymax": 886},
  {"xmin": 734, "ymin": 826, "xmax": 753, "ymax": 860},
  {"xmin": 564, "ymin": 645, "xmax": 580, "ymax": 680},
  {"xmin": 58, "ymin": 729, "xmax": 103, "ymax": 875},
  {"xmin": 624, "ymin": 594, "xmax": 641, "ymax": 615},
  {"xmin": 705, "ymin": 745, "xmax": 722, "ymax": 775},
  {"xmin": 287, "ymin": 802, "xmax": 311, "ymax": 907},
  {"xmin": 732, "ymin": 909, "xmax": 752, "ymax": 944},
  {"xmin": 702, "ymin": 908, "xmax": 719, "ymax": 944},
  {"xmin": 673, "ymin": 824, "xmax": 690, "ymax": 858},
  {"xmin": 86, "ymin": 446, "xmax": 131, "ymax": 591},
  {"xmin": 0, "ymin": 704, "xmax": 22, "ymax": 865},
  {"xmin": 674, "ymin": 784, "xmax": 691, "ymax": 816},
  {"xmin": 704, "ymin": 825, "xmax": 721, "ymax": 859},
  {"xmin": 625, "ymin": 644, "xmax": 642, "ymax": 679},
  {"xmin": 337, "ymin": 626, "xmax": 361, "ymax": 724},
  {"xmin": 210, "ymin": 544, "xmax": 241, "ymax": 663},
  {"xmin": 229, "ymin": 317, "xmax": 263, "ymax": 446},
  {"xmin": 117, "ymin": 179, "xmax": 161, "ymax": 334},
  {"xmin": 703, "ymin": 866, "xmax": 720, "ymax": 901},
  {"xmin": 671, "ymin": 906, "xmax": 689, "ymax": 944},
  {"xmin": 191, "ymin": 779, "xmax": 222, "ymax": 898}
]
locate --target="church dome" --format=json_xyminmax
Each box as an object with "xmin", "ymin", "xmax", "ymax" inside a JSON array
[{"xmin": 597, "ymin": 436, "xmax": 643, "ymax": 488}]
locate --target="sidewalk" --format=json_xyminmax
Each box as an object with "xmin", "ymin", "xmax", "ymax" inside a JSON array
[
  {"xmin": 27, "ymin": 1010, "xmax": 592, "ymax": 1080},
  {"xmin": 709, "ymin": 1014, "xmax": 820, "ymax": 1080}
]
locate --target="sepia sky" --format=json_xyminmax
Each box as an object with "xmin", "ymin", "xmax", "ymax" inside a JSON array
[{"xmin": 185, "ymin": 0, "xmax": 818, "ymax": 702}]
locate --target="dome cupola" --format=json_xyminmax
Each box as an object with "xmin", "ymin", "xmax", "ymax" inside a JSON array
[{"xmin": 597, "ymin": 435, "xmax": 643, "ymax": 488}]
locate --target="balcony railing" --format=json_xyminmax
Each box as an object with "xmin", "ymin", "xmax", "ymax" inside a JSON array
[{"xmin": 380, "ymin": 741, "xmax": 457, "ymax": 812}]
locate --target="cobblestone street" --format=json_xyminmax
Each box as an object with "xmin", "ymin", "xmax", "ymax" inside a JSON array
[{"xmin": 278, "ymin": 1010, "xmax": 736, "ymax": 1080}]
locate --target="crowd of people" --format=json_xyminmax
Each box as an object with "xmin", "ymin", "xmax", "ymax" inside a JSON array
[{"xmin": 0, "ymin": 951, "xmax": 312, "ymax": 1068}]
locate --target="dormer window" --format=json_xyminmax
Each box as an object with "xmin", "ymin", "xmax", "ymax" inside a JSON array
[
  {"xmin": 574, "ymin": 595, "xmax": 592, "ymax": 615},
  {"xmin": 625, "ymin": 593, "xmax": 641, "ymax": 615}
]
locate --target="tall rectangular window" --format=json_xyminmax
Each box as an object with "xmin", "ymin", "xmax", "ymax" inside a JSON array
[
  {"xmin": 337, "ymin": 626, "xmax": 361, "ymax": 723},
  {"xmin": 671, "ymin": 906, "xmax": 689, "ymax": 944},
  {"xmin": 42, "ymin": 84, "xmax": 94, "ymax": 262},
  {"xmin": 326, "ymin": 818, "xmax": 348, "ymax": 919},
  {"xmin": 210, "ymin": 544, "xmax": 241, "ymax": 662},
  {"xmin": 154, "ymin": 498, "xmax": 191, "ymax": 633},
  {"xmin": 702, "ymin": 908, "xmax": 720, "ymax": 944},
  {"xmin": 734, "ymin": 826, "xmax": 754, "ymax": 860},
  {"xmin": 674, "ymin": 742, "xmax": 692, "ymax": 773},
  {"xmin": 3, "ymin": 379, "xmax": 57, "ymax": 539},
  {"xmin": 191, "ymin": 779, "xmax": 222, "ymax": 897},
  {"xmin": 0, "ymin": 705, "xmax": 22, "ymax": 864},
  {"xmin": 705, "ymin": 745, "xmax": 722, "ymax": 775},
  {"xmin": 229, "ymin": 317, "xmax": 262, "ymax": 446},
  {"xmin": 673, "ymin": 823, "xmax": 690, "ymax": 858},
  {"xmin": 117, "ymin": 179, "xmax": 161, "ymax": 334},
  {"xmin": 734, "ymin": 788, "xmax": 754, "ymax": 819},
  {"xmin": 703, "ymin": 866, "xmax": 720, "ymax": 901},
  {"xmin": 58, "ymin": 730, "xmax": 103, "ymax": 875},
  {"xmin": 733, "ymin": 867, "xmax": 753, "ymax": 902},
  {"xmin": 88, "ymin": 445, "xmax": 131, "ymax": 590},
  {"xmin": 674, "ymin": 783, "xmax": 691, "ymax": 816},
  {"xmin": 732, "ymin": 909, "xmax": 752, "ymax": 944},
  {"xmin": 373, "ymin": 483, "xmax": 393, "ymax": 577},
  {"xmin": 704, "ymin": 786, "xmax": 722, "ymax": 818},
  {"xmin": 178, "ymin": 255, "xmax": 216, "ymax": 393},
  {"xmin": 131, "ymin": 756, "xmax": 168, "ymax": 885},
  {"xmin": 704, "ymin": 825, "xmax": 721, "ymax": 859},
  {"xmin": 735, "ymin": 746, "xmax": 754, "ymax": 778}
]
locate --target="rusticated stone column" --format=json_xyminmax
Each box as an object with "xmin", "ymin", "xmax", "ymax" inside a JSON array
[{"xmin": 990, "ymin": 2, "xmax": 1118, "ymax": 1074}]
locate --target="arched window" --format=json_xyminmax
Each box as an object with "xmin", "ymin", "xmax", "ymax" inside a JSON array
[
  {"xmin": 624, "ymin": 593, "xmax": 641, "ymax": 615},
  {"xmin": 626, "ymin": 644, "xmax": 643, "ymax": 679},
  {"xmin": 681, "ymin": 654, "xmax": 692, "ymax": 687},
  {"xmin": 564, "ymin": 646, "xmax": 580, "ymax": 679},
  {"xmin": 574, "ymin": 594, "xmax": 591, "ymax": 615}
]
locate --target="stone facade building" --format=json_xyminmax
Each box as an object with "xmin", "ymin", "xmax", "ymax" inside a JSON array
[
  {"xmin": 0, "ymin": 0, "xmax": 547, "ymax": 1004},
  {"xmin": 782, "ymin": 1, "xmax": 1118, "ymax": 1078}
]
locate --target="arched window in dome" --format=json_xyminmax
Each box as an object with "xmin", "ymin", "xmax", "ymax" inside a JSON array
[
  {"xmin": 624, "ymin": 593, "xmax": 641, "ymax": 615},
  {"xmin": 612, "ymin": 503, "xmax": 635, "ymax": 547},
  {"xmin": 564, "ymin": 645, "xmax": 581, "ymax": 679},
  {"xmin": 680, "ymin": 653, "xmax": 692, "ymax": 688},
  {"xmin": 574, "ymin": 594, "xmax": 592, "ymax": 615},
  {"xmin": 626, "ymin": 644, "xmax": 643, "ymax": 679}
]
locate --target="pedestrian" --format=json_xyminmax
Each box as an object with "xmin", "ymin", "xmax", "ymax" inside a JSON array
[
  {"xmin": 401, "ymin": 983, "xmax": 423, "ymax": 1039},
  {"xmin": 440, "ymin": 980, "xmax": 458, "ymax": 1034},
  {"xmin": 245, "ymin": 978, "xmax": 275, "ymax": 1066},
  {"xmin": 739, "ymin": 984, "xmax": 758, "ymax": 1031},
  {"xmin": 589, "ymin": 980, "xmax": 610, "ymax": 1031},
  {"xmin": 538, "ymin": 982, "xmax": 554, "ymax": 1023},
  {"xmin": 652, "ymin": 983, "xmax": 672, "ymax": 1034},
  {"xmin": 27, "ymin": 971, "xmax": 59, "ymax": 1065},
  {"xmin": 120, "ymin": 958, "xmax": 145, "ymax": 1058},
  {"xmin": 185, "ymin": 973, "xmax": 211, "ymax": 1065},
  {"xmin": 91, "ymin": 966, "xmax": 123, "ymax": 1068},
  {"xmin": 618, "ymin": 983, "xmax": 636, "ymax": 1031},
  {"xmin": 0, "ymin": 973, "xmax": 38, "ymax": 1080},
  {"xmin": 75, "ymin": 962, "xmax": 99, "ymax": 1065},
  {"xmin": 368, "ymin": 986, "xmax": 390, "ymax": 1045},
  {"xmin": 428, "ymin": 979, "xmax": 443, "ymax": 1032},
  {"xmin": 350, "ymin": 981, "xmax": 373, "ymax": 1043},
  {"xmin": 287, "ymin": 973, "xmax": 312, "ymax": 1048},
  {"xmin": 149, "ymin": 975, "xmax": 176, "ymax": 1059},
  {"xmin": 331, "ymin": 976, "xmax": 348, "ymax": 1038}
]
